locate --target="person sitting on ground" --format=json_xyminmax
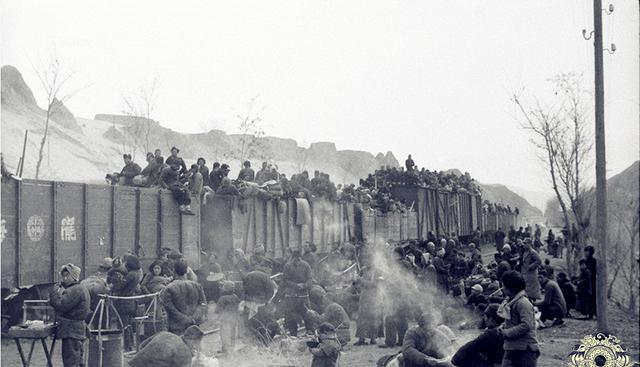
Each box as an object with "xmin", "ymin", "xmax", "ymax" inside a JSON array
[
  {"xmin": 128, "ymin": 325, "xmax": 204, "ymax": 367},
  {"xmin": 497, "ymin": 270, "xmax": 539, "ymax": 367},
  {"xmin": 49, "ymin": 263, "xmax": 91, "ymax": 367},
  {"xmin": 140, "ymin": 259, "xmax": 172, "ymax": 294},
  {"xmin": 466, "ymin": 284, "xmax": 488, "ymax": 310},
  {"xmin": 238, "ymin": 160, "xmax": 255, "ymax": 182},
  {"xmin": 534, "ymin": 270, "xmax": 566, "ymax": 327},
  {"xmin": 247, "ymin": 303, "xmax": 280, "ymax": 345},
  {"xmin": 401, "ymin": 312, "xmax": 451, "ymax": 367},
  {"xmin": 160, "ymin": 163, "xmax": 195, "ymax": 215},
  {"xmin": 165, "ymin": 146, "xmax": 187, "ymax": 174},
  {"xmin": 451, "ymin": 304, "xmax": 505, "ymax": 367},
  {"xmin": 309, "ymin": 322, "xmax": 342, "ymax": 367},
  {"xmin": 319, "ymin": 294, "xmax": 351, "ymax": 347},
  {"xmin": 162, "ymin": 260, "xmax": 207, "ymax": 335},
  {"xmin": 556, "ymin": 272, "xmax": 576, "ymax": 318}
]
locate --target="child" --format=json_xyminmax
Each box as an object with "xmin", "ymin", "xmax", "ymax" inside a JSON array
[
  {"xmin": 575, "ymin": 259, "xmax": 592, "ymax": 319},
  {"xmin": 497, "ymin": 270, "xmax": 539, "ymax": 367},
  {"xmin": 309, "ymin": 322, "xmax": 341, "ymax": 367},
  {"xmin": 216, "ymin": 281, "xmax": 241, "ymax": 354}
]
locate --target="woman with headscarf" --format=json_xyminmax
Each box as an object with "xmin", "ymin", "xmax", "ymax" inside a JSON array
[{"xmin": 141, "ymin": 260, "xmax": 171, "ymax": 294}]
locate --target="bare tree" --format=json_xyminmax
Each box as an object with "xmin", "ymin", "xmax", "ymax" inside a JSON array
[
  {"xmin": 513, "ymin": 73, "xmax": 594, "ymax": 276},
  {"xmin": 292, "ymin": 147, "xmax": 309, "ymax": 173},
  {"xmin": 31, "ymin": 56, "xmax": 75, "ymax": 180},
  {"xmin": 121, "ymin": 78, "xmax": 159, "ymax": 159},
  {"xmin": 224, "ymin": 96, "xmax": 269, "ymax": 167},
  {"xmin": 607, "ymin": 198, "xmax": 639, "ymax": 313}
]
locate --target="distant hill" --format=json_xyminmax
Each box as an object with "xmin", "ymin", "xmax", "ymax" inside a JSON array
[
  {"xmin": 480, "ymin": 183, "xmax": 544, "ymax": 225},
  {"xmin": 0, "ymin": 65, "xmax": 399, "ymax": 184},
  {"xmin": 445, "ymin": 168, "xmax": 543, "ymax": 225},
  {"xmin": 2, "ymin": 64, "xmax": 538, "ymax": 219}
]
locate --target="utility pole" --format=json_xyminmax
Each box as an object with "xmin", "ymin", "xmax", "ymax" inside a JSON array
[{"xmin": 592, "ymin": 0, "xmax": 609, "ymax": 333}]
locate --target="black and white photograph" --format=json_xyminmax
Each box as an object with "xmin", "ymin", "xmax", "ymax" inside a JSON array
[{"xmin": 1, "ymin": 1, "xmax": 639, "ymax": 366}]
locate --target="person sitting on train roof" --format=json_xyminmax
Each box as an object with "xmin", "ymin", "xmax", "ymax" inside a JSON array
[
  {"xmin": 238, "ymin": 160, "xmax": 256, "ymax": 182},
  {"xmin": 186, "ymin": 164, "xmax": 203, "ymax": 197},
  {"xmin": 165, "ymin": 146, "xmax": 187, "ymax": 174},
  {"xmin": 160, "ymin": 162, "xmax": 194, "ymax": 215},
  {"xmin": 107, "ymin": 153, "xmax": 141, "ymax": 186},
  {"xmin": 136, "ymin": 152, "xmax": 162, "ymax": 187},
  {"xmin": 196, "ymin": 157, "xmax": 210, "ymax": 187},
  {"xmin": 216, "ymin": 177, "xmax": 240, "ymax": 196}
]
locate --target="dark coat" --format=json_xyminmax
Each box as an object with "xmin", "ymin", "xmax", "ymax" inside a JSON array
[
  {"xmin": 140, "ymin": 161, "xmax": 162, "ymax": 186},
  {"xmin": 119, "ymin": 162, "xmax": 142, "ymax": 185},
  {"xmin": 128, "ymin": 331, "xmax": 192, "ymax": 367},
  {"xmin": 209, "ymin": 169, "xmax": 223, "ymax": 191},
  {"xmin": 283, "ymin": 258, "xmax": 313, "ymax": 297},
  {"xmin": 161, "ymin": 279, "xmax": 207, "ymax": 333},
  {"xmin": 49, "ymin": 282, "xmax": 91, "ymax": 340},
  {"xmin": 540, "ymin": 280, "xmax": 567, "ymax": 316},
  {"xmin": 558, "ymin": 278, "xmax": 576, "ymax": 311},
  {"xmin": 238, "ymin": 167, "xmax": 255, "ymax": 181},
  {"xmin": 401, "ymin": 326, "xmax": 447, "ymax": 366},
  {"xmin": 451, "ymin": 328, "xmax": 504, "ymax": 367},
  {"xmin": 165, "ymin": 156, "xmax": 187, "ymax": 174}
]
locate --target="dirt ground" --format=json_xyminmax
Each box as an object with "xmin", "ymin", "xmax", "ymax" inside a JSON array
[{"xmin": 2, "ymin": 244, "xmax": 638, "ymax": 366}]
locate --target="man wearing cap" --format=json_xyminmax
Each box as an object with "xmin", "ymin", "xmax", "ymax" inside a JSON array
[
  {"xmin": 129, "ymin": 325, "xmax": 204, "ymax": 367},
  {"xmin": 466, "ymin": 284, "xmax": 488, "ymax": 309},
  {"xmin": 118, "ymin": 153, "xmax": 142, "ymax": 186},
  {"xmin": 49, "ymin": 264, "xmax": 91, "ymax": 367},
  {"xmin": 165, "ymin": 146, "xmax": 187, "ymax": 174}
]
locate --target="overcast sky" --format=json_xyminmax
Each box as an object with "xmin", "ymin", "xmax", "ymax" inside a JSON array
[{"xmin": 1, "ymin": 0, "xmax": 638, "ymax": 193}]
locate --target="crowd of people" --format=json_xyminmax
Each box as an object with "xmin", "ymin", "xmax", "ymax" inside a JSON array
[
  {"xmin": 355, "ymin": 155, "xmax": 483, "ymax": 196},
  {"xmin": 47, "ymin": 222, "xmax": 600, "ymax": 367},
  {"xmin": 106, "ymin": 150, "xmax": 497, "ymax": 215}
]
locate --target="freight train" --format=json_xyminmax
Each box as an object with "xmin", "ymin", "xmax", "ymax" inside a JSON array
[{"xmin": 0, "ymin": 177, "xmax": 517, "ymax": 290}]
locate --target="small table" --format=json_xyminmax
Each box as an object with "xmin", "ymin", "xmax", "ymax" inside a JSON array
[{"xmin": 7, "ymin": 324, "xmax": 57, "ymax": 367}]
